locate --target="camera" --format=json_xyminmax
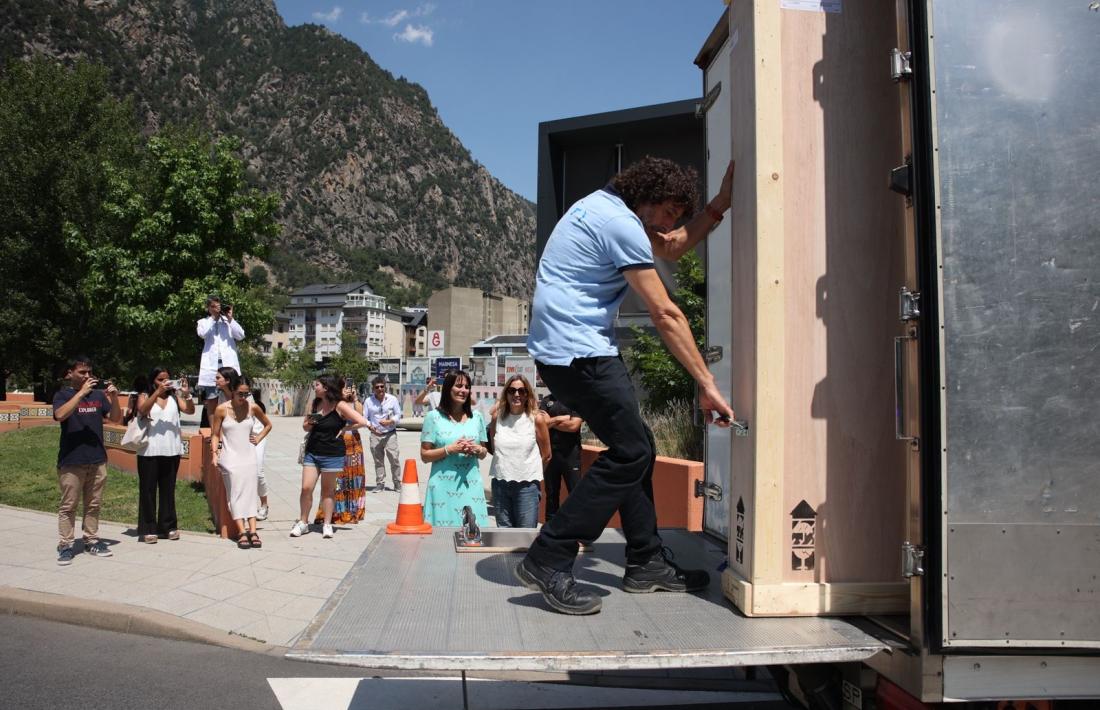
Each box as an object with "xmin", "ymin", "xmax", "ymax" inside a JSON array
[{"xmin": 92, "ymin": 379, "xmax": 111, "ymax": 390}]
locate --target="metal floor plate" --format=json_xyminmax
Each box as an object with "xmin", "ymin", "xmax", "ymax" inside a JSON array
[{"xmin": 287, "ymin": 529, "xmax": 886, "ymax": 672}]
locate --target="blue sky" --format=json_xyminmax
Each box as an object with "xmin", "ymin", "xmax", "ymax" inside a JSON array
[{"xmin": 272, "ymin": 1, "xmax": 727, "ymax": 201}]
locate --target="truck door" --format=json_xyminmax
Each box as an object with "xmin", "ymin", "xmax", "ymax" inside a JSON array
[
  {"xmin": 916, "ymin": 0, "xmax": 1100, "ymax": 651},
  {"xmin": 702, "ymin": 29, "xmax": 734, "ymax": 542}
]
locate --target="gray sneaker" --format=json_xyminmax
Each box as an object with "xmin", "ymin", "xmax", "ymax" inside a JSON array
[
  {"xmin": 57, "ymin": 547, "xmax": 75, "ymax": 566},
  {"xmin": 85, "ymin": 541, "xmax": 113, "ymax": 558}
]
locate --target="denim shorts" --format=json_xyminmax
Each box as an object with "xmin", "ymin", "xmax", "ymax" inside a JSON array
[
  {"xmin": 196, "ymin": 385, "xmax": 221, "ymax": 400},
  {"xmin": 302, "ymin": 452, "xmax": 345, "ymax": 472}
]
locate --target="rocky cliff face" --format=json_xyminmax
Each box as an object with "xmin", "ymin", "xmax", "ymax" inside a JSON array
[{"xmin": 1, "ymin": 0, "xmax": 536, "ymax": 302}]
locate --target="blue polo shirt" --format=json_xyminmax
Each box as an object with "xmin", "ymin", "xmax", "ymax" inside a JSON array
[{"xmin": 528, "ymin": 187, "xmax": 654, "ymax": 366}]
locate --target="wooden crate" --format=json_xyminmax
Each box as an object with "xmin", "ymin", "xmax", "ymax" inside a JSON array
[{"xmin": 703, "ymin": 1, "xmax": 909, "ymax": 616}]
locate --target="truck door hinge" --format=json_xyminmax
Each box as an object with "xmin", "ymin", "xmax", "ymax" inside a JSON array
[
  {"xmin": 899, "ymin": 287, "xmax": 921, "ymax": 321},
  {"xmin": 889, "ymin": 161, "xmax": 912, "ymax": 198},
  {"xmin": 695, "ymin": 81, "xmax": 722, "ymax": 119},
  {"xmin": 703, "ymin": 345, "xmax": 723, "ymax": 364},
  {"xmin": 901, "ymin": 542, "xmax": 925, "ymax": 577},
  {"xmin": 891, "ymin": 48, "xmax": 913, "ymax": 82},
  {"xmin": 695, "ymin": 479, "xmax": 723, "ymax": 502}
]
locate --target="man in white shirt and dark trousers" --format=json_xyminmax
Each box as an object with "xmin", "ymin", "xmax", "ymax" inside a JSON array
[
  {"xmin": 196, "ymin": 295, "xmax": 244, "ymax": 423},
  {"xmin": 365, "ymin": 376, "xmax": 402, "ymax": 492}
]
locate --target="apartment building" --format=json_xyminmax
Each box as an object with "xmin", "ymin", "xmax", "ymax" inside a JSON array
[
  {"xmin": 426, "ymin": 287, "xmax": 529, "ymax": 357},
  {"xmin": 286, "ymin": 283, "xmax": 387, "ymax": 361}
]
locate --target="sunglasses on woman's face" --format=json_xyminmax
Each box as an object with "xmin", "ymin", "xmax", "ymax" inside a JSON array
[
  {"xmin": 508, "ymin": 387, "xmax": 527, "ymax": 396},
  {"xmin": 234, "ymin": 391, "xmax": 250, "ymax": 398}
]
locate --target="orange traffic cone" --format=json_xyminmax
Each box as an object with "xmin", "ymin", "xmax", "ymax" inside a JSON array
[{"xmin": 386, "ymin": 459, "xmax": 432, "ymax": 535}]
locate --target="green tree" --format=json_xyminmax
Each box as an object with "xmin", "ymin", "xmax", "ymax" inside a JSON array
[
  {"xmin": 325, "ymin": 329, "xmax": 377, "ymax": 387},
  {"xmin": 270, "ymin": 338, "xmax": 317, "ymax": 387},
  {"xmin": 248, "ymin": 264, "xmax": 270, "ymax": 287},
  {"xmin": 0, "ymin": 58, "xmax": 140, "ymax": 391},
  {"xmin": 625, "ymin": 251, "xmax": 706, "ymax": 409},
  {"xmin": 77, "ymin": 131, "xmax": 281, "ymax": 376}
]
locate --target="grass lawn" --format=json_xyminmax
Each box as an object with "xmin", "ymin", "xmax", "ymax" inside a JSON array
[{"xmin": 0, "ymin": 426, "xmax": 214, "ymax": 534}]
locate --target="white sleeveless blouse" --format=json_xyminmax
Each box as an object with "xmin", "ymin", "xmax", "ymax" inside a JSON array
[{"xmin": 489, "ymin": 412, "xmax": 543, "ymax": 483}]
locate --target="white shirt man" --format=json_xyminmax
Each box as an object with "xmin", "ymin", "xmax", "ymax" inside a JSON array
[
  {"xmin": 196, "ymin": 297, "xmax": 244, "ymax": 420},
  {"xmin": 364, "ymin": 378, "xmax": 402, "ymax": 492}
]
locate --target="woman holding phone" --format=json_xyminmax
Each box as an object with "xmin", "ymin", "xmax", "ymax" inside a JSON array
[
  {"xmin": 134, "ymin": 367, "xmax": 195, "ymax": 543},
  {"xmin": 290, "ymin": 375, "xmax": 371, "ymax": 539},
  {"xmin": 420, "ymin": 369, "xmax": 491, "ymax": 527}
]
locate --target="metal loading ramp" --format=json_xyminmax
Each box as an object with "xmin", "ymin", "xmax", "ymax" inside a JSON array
[{"xmin": 287, "ymin": 529, "xmax": 886, "ymax": 672}]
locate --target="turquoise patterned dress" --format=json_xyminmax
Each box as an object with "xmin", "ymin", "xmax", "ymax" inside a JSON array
[{"xmin": 420, "ymin": 409, "xmax": 490, "ymax": 527}]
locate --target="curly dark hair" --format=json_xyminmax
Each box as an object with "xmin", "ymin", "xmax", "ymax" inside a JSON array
[{"xmin": 609, "ymin": 156, "xmax": 700, "ymax": 217}]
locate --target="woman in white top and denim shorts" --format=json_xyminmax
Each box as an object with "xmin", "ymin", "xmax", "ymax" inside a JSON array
[
  {"xmin": 134, "ymin": 367, "xmax": 196, "ymax": 543},
  {"xmin": 488, "ymin": 375, "xmax": 551, "ymax": 528}
]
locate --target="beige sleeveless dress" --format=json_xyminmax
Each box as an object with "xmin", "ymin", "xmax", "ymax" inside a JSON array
[{"xmin": 218, "ymin": 408, "xmax": 260, "ymax": 520}]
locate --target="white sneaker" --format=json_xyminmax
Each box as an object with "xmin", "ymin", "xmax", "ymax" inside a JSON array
[
  {"xmin": 257, "ymin": 506, "xmax": 269, "ymax": 521},
  {"xmin": 322, "ymin": 524, "xmax": 334, "ymax": 539},
  {"xmin": 289, "ymin": 520, "xmax": 309, "ymax": 537}
]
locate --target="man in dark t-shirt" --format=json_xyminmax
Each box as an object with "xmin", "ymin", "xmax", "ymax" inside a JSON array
[
  {"xmin": 52, "ymin": 355, "xmax": 121, "ymax": 565},
  {"xmin": 539, "ymin": 393, "xmax": 583, "ymax": 521}
]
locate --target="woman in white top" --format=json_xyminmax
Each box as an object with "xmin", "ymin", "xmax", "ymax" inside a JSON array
[
  {"xmin": 488, "ymin": 375, "xmax": 550, "ymax": 528},
  {"xmin": 134, "ymin": 367, "xmax": 196, "ymax": 543}
]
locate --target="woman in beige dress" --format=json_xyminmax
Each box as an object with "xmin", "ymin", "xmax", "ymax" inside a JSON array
[{"xmin": 210, "ymin": 373, "xmax": 272, "ymax": 548}]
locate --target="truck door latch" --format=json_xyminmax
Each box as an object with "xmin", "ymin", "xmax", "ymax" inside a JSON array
[
  {"xmin": 695, "ymin": 479, "xmax": 723, "ymax": 502},
  {"xmin": 902, "ymin": 542, "xmax": 925, "ymax": 577},
  {"xmin": 891, "ymin": 48, "xmax": 913, "ymax": 81},
  {"xmin": 899, "ymin": 287, "xmax": 921, "ymax": 321}
]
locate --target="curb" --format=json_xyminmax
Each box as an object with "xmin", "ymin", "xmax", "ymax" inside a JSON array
[{"xmin": 0, "ymin": 586, "xmax": 289, "ymax": 656}]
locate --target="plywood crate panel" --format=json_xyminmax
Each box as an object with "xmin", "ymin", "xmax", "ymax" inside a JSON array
[{"xmin": 707, "ymin": 0, "xmax": 909, "ymax": 616}]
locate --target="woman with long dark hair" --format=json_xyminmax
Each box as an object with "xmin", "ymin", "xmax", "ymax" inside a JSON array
[
  {"xmin": 420, "ymin": 370, "xmax": 490, "ymax": 526},
  {"xmin": 134, "ymin": 367, "xmax": 195, "ymax": 543},
  {"xmin": 290, "ymin": 375, "xmax": 370, "ymax": 539},
  {"xmin": 488, "ymin": 374, "xmax": 550, "ymax": 528},
  {"xmin": 210, "ymin": 373, "xmax": 272, "ymax": 549}
]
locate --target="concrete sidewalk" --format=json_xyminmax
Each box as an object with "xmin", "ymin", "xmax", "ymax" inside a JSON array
[{"xmin": 0, "ymin": 416, "xmax": 490, "ymax": 649}]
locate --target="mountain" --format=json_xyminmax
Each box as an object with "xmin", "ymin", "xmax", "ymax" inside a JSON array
[{"xmin": 0, "ymin": 0, "xmax": 536, "ymax": 304}]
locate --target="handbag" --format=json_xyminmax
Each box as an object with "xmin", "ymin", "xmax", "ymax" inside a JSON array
[
  {"xmin": 121, "ymin": 414, "xmax": 148, "ymax": 448},
  {"xmin": 297, "ymin": 431, "xmax": 310, "ymax": 465}
]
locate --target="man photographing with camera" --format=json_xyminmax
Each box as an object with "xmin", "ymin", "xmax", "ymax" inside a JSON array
[
  {"xmin": 196, "ymin": 295, "xmax": 245, "ymax": 423},
  {"xmin": 52, "ymin": 355, "xmax": 122, "ymax": 565}
]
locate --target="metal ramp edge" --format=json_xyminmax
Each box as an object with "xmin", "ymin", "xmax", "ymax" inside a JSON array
[{"xmin": 286, "ymin": 529, "xmax": 887, "ymax": 673}]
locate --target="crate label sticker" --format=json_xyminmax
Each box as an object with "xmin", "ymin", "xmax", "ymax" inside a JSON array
[
  {"xmin": 735, "ymin": 496, "xmax": 746, "ymax": 565},
  {"xmin": 791, "ymin": 499, "xmax": 817, "ymax": 571},
  {"xmin": 780, "ymin": 0, "xmax": 842, "ymax": 13}
]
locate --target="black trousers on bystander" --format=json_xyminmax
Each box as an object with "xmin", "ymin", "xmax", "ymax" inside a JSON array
[{"xmin": 136, "ymin": 455, "xmax": 180, "ymax": 537}]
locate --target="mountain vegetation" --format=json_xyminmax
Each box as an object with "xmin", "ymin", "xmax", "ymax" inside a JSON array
[{"xmin": 0, "ymin": 0, "xmax": 536, "ymax": 305}]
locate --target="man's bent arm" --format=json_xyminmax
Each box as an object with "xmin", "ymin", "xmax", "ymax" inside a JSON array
[
  {"xmin": 650, "ymin": 160, "xmax": 735, "ymax": 262},
  {"xmin": 196, "ymin": 317, "xmax": 213, "ymax": 338},
  {"xmin": 53, "ymin": 390, "xmax": 85, "ymax": 422},
  {"xmin": 551, "ymin": 415, "xmax": 583, "ymax": 433},
  {"xmin": 624, "ymin": 268, "xmax": 734, "ymax": 422}
]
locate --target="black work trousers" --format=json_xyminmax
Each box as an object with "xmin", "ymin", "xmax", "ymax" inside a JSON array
[
  {"xmin": 136, "ymin": 455, "xmax": 180, "ymax": 537},
  {"xmin": 528, "ymin": 356, "xmax": 660, "ymax": 571}
]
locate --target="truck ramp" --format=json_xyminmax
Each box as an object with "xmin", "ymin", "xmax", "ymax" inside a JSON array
[{"xmin": 287, "ymin": 529, "xmax": 885, "ymax": 672}]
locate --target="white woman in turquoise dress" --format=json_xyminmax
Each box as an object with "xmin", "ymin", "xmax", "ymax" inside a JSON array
[{"xmin": 420, "ymin": 369, "xmax": 490, "ymax": 527}]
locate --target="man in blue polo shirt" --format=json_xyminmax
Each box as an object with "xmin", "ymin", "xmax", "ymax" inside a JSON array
[{"xmin": 515, "ymin": 156, "xmax": 735, "ymax": 615}]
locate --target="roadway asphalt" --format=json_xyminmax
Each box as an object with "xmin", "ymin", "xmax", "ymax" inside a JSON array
[{"xmin": 0, "ymin": 614, "xmax": 793, "ymax": 710}]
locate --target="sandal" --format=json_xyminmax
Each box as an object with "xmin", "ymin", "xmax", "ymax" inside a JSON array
[
  {"xmin": 142, "ymin": 534, "xmax": 158, "ymax": 544},
  {"xmin": 236, "ymin": 532, "xmax": 251, "ymax": 549},
  {"xmin": 248, "ymin": 531, "xmax": 262, "ymax": 549}
]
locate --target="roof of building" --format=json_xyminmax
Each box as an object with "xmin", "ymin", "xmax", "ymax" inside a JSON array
[
  {"xmin": 289, "ymin": 282, "xmax": 372, "ymax": 297},
  {"xmin": 472, "ymin": 334, "xmax": 529, "ymax": 347}
]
